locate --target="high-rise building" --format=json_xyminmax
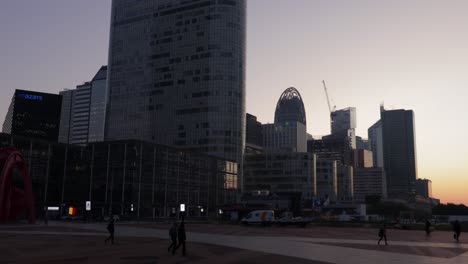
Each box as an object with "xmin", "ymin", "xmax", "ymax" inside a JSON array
[
  {"xmin": 59, "ymin": 66, "xmax": 108, "ymax": 145},
  {"xmin": 308, "ymin": 136, "xmax": 353, "ymax": 166},
  {"xmin": 416, "ymin": 178, "xmax": 432, "ymax": 198},
  {"xmin": 337, "ymin": 165, "xmax": 354, "ymax": 201},
  {"xmin": 246, "ymin": 113, "xmax": 263, "ymax": 149},
  {"xmin": 262, "ymin": 122, "xmax": 307, "ymax": 152},
  {"xmin": 354, "ymin": 149, "xmax": 373, "ymax": 168},
  {"xmin": 263, "ymin": 87, "xmax": 307, "ymax": 152},
  {"xmin": 58, "ymin": 89, "xmax": 74, "ymax": 143},
  {"xmin": 331, "ymin": 107, "xmax": 356, "ymax": 149},
  {"xmin": 274, "ymin": 87, "xmax": 307, "ymax": 126},
  {"xmin": 2, "ymin": 90, "xmax": 62, "ymax": 141},
  {"xmin": 316, "ymin": 159, "xmax": 337, "ymax": 202},
  {"xmin": 356, "ymin": 136, "xmax": 371, "ymax": 151},
  {"xmin": 368, "ymin": 120, "xmax": 383, "ymax": 168},
  {"xmin": 105, "ymin": 1, "xmax": 246, "ymax": 185},
  {"xmin": 381, "ymin": 107, "xmax": 418, "ymax": 196}
]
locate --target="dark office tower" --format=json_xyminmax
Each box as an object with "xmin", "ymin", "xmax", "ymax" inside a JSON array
[
  {"xmin": 381, "ymin": 107, "xmax": 418, "ymax": 197},
  {"xmin": 331, "ymin": 107, "xmax": 356, "ymax": 149},
  {"xmin": 59, "ymin": 66, "xmax": 108, "ymax": 145},
  {"xmin": 246, "ymin": 113, "xmax": 262, "ymax": 148},
  {"xmin": 105, "ymin": 0, "xmax": 246, "ymax": 188},
  {"xmin": 274, "ymin": 87, "xmax": 307, "ymax": 126},
  {"xmin": 2, "ymin": 90, "xmax": 62, "ymax": 141},
  {"xmin": 368, "ymin": 120, "xmax": 383, "ymax": 168}
]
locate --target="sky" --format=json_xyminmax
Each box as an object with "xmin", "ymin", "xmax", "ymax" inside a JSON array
[{"xmin": 1, "ymin": 0, "xmax": 467, "ymax": 204}]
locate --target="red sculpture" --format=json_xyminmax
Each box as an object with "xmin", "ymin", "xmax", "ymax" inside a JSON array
[{"xmin": 0, "ymin": 147, "xmax": 35, "ymax": 224}]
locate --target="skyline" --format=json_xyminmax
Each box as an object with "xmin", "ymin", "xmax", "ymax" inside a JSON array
[{"xmin": 1, "ymin": 1, "xmax": 467, "ymax": 204}]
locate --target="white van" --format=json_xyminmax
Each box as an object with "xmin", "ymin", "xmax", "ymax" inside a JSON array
[{"xmin": 241, "ymin": 210, "xmax": 275, "ymax": 225}]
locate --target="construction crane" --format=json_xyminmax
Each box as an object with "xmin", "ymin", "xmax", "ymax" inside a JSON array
[{"xmin": 322, "ymin": 80, "xmax": 336, "ymax": 113}]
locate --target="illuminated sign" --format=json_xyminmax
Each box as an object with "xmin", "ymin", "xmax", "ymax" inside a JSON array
[
  {"xmin": 17, "ymin": 93, "xmax": 43, "ymax": 101},
  {"xmin": 47, "ymin": 207, "xmax": 59, "ymax": 211},
  {"xmin": 68, "ymin": 207, "xmax": 77, "ymax": 216}
]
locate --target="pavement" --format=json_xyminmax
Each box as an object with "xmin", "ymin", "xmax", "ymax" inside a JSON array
[{"xmin": 0, "ymin": 221, "xmax": 467, "ymax": 263}]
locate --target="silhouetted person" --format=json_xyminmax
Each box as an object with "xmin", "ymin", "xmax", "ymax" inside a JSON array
[
  {"xmin": 105, "ymin": 218, "xmax": 115, "ymax": 245},
  {"xmin": 378, "ymin": 223, "xmax": 388, "ymax": 246},
  {"xmin": 453, "ymin": 220, "xmax": 461, "ymax": 242},
  {"xmin": 168, "ymin": 222, "xmax": 178, "ymax": 254},
  {"xmin": 425, "ymin": 219, "xmax": 432, "ymax": 237},
  {"xmin": 174, "ymin": 220, "xmax": 187, "ymax": 256}
]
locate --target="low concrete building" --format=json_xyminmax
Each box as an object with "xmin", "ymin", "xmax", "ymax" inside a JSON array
[
  {"xmin": 0, "ymin": 133, "xmax": 238, "ymax": 219},
  {"xmin": 354, "ymin": 167, "xmax": 387, "ymax": 202},
  {"xmin": 244, "ymin": 151, "xmax": 316, "ymax": 204},
  {"xmin": 416, "ymin": 178, "xmax": 432, "ymax": 198}
]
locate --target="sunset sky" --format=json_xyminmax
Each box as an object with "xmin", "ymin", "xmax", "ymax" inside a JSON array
[{"xmin": 1, "ymin": 0, "xmax": 467, "ymax": 204}]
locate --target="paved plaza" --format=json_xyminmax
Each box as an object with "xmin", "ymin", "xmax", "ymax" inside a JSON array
[{"xmin": 0, "ymin": 222, "xmax": 467, "ymax": 263}]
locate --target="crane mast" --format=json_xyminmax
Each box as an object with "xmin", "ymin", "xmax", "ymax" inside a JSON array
[{"xmin": 322, "ymin": 80, "xmax": 336, "ymax": 113}]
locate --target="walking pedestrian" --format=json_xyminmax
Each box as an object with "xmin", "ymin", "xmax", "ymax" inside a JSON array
[
  {"xmin": 168, "ymin": 222, "xmax": 178, "ymax": 254},
  {"xmin": 105, "ymin": 218, "xmax": 115, "ymax": 245},
  {"xmin": 453, "ymin": 220, "xmax": 461, "ymax": 242},
  {"xmin": 425, "ymin": 219, "xmax": 432, "ymax": 237},
  {"xmin": 174, "ymin": 220, "xmax": 187, "ymax": 256},
  {"xmin": 378, "ymin": 223, "xmax": 388, "ymax": 246}
]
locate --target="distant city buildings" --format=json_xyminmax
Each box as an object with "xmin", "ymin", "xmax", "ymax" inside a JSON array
[
  {"xmin": 353, "ymin": 167, "xmax": 387, "ymax": 203},
  {"xmin": 105, "ymin": 0, "xmax": 247, "ymax": 183},
  {"xmin": 381, "ymin": 107, "xmax": 418, "ymax": 197},
  {"xmin": 368, "ymin": 120, "xmax": 384, "ymax": 168},
  {"xmin": 245, "ymin": 113, "xmax": 263, "ymax": 153},
  {"xmin": 354, "ymin": 149, "xmax": 373, "ymax": 168},
  {"xmin": 244, "ymin": 152, "xmax": 316, "ymax": 213},
  {"xmin": 262, "ymin": 88, "xmax": 307, "ymax": 152},
  {"xmin": 331, "ymin": 107, "xmax": 356, "ymax": 149},
  {"xmin": 316, "ymin": 159, "xmax": 337, "ymax": 202},
  {"xmin": 307, "ymin": 136, "xmax": 354, "ymax": 166},
  {"xmin": 274, "ymin": 87, "xmax": 307, "ymax": 126},
  {"xmin": 356, "ymin": 136, "xmax": 371, "ymax": 151},
  {"xmin": 2, "ymin": 89, "xmax": 62, "ymax": 141},
  {"xmin": 337, "ymin": 165, "xmax": 354, "ymax": 201},
  {"xmin": 0, "ymin": 0, "xmax": 441, "ymax": 215},
  {"xmin": 262, "ymin": 122, "xmax": 307, "ymax": 152},
  {"xmin": 244, "ymin": 87, "xmax": 313, "ymax": 212},
  {"xmin": 59, "ymin": 66, "xmax": 107, "ymax": 145},
  {"xmin": 416, "ymin": 178, "xmax": 432, "ymax": 198}
]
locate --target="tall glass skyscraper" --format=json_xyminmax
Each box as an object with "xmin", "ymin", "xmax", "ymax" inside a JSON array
[
  {"xmin": 105, "ymin": 0, "xmax": 246, "ymax": 189},
  {"xmin": 381, "ymin": 108, "xmax": 417, "ymax": 197}
]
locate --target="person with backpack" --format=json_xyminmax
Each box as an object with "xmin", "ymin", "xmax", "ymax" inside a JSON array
[
  {"xmin": 168, "ymin": 222, "xmax": 178, "ymax": 254},
  {"xmin": 105, "ymin": 218, "xmax": 115, "ymax": 245}
]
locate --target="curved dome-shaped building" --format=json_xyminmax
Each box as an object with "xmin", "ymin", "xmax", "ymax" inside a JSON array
[{"xmin": 274, "ymin": 87, "xmax": 307, "ymax": 126}]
